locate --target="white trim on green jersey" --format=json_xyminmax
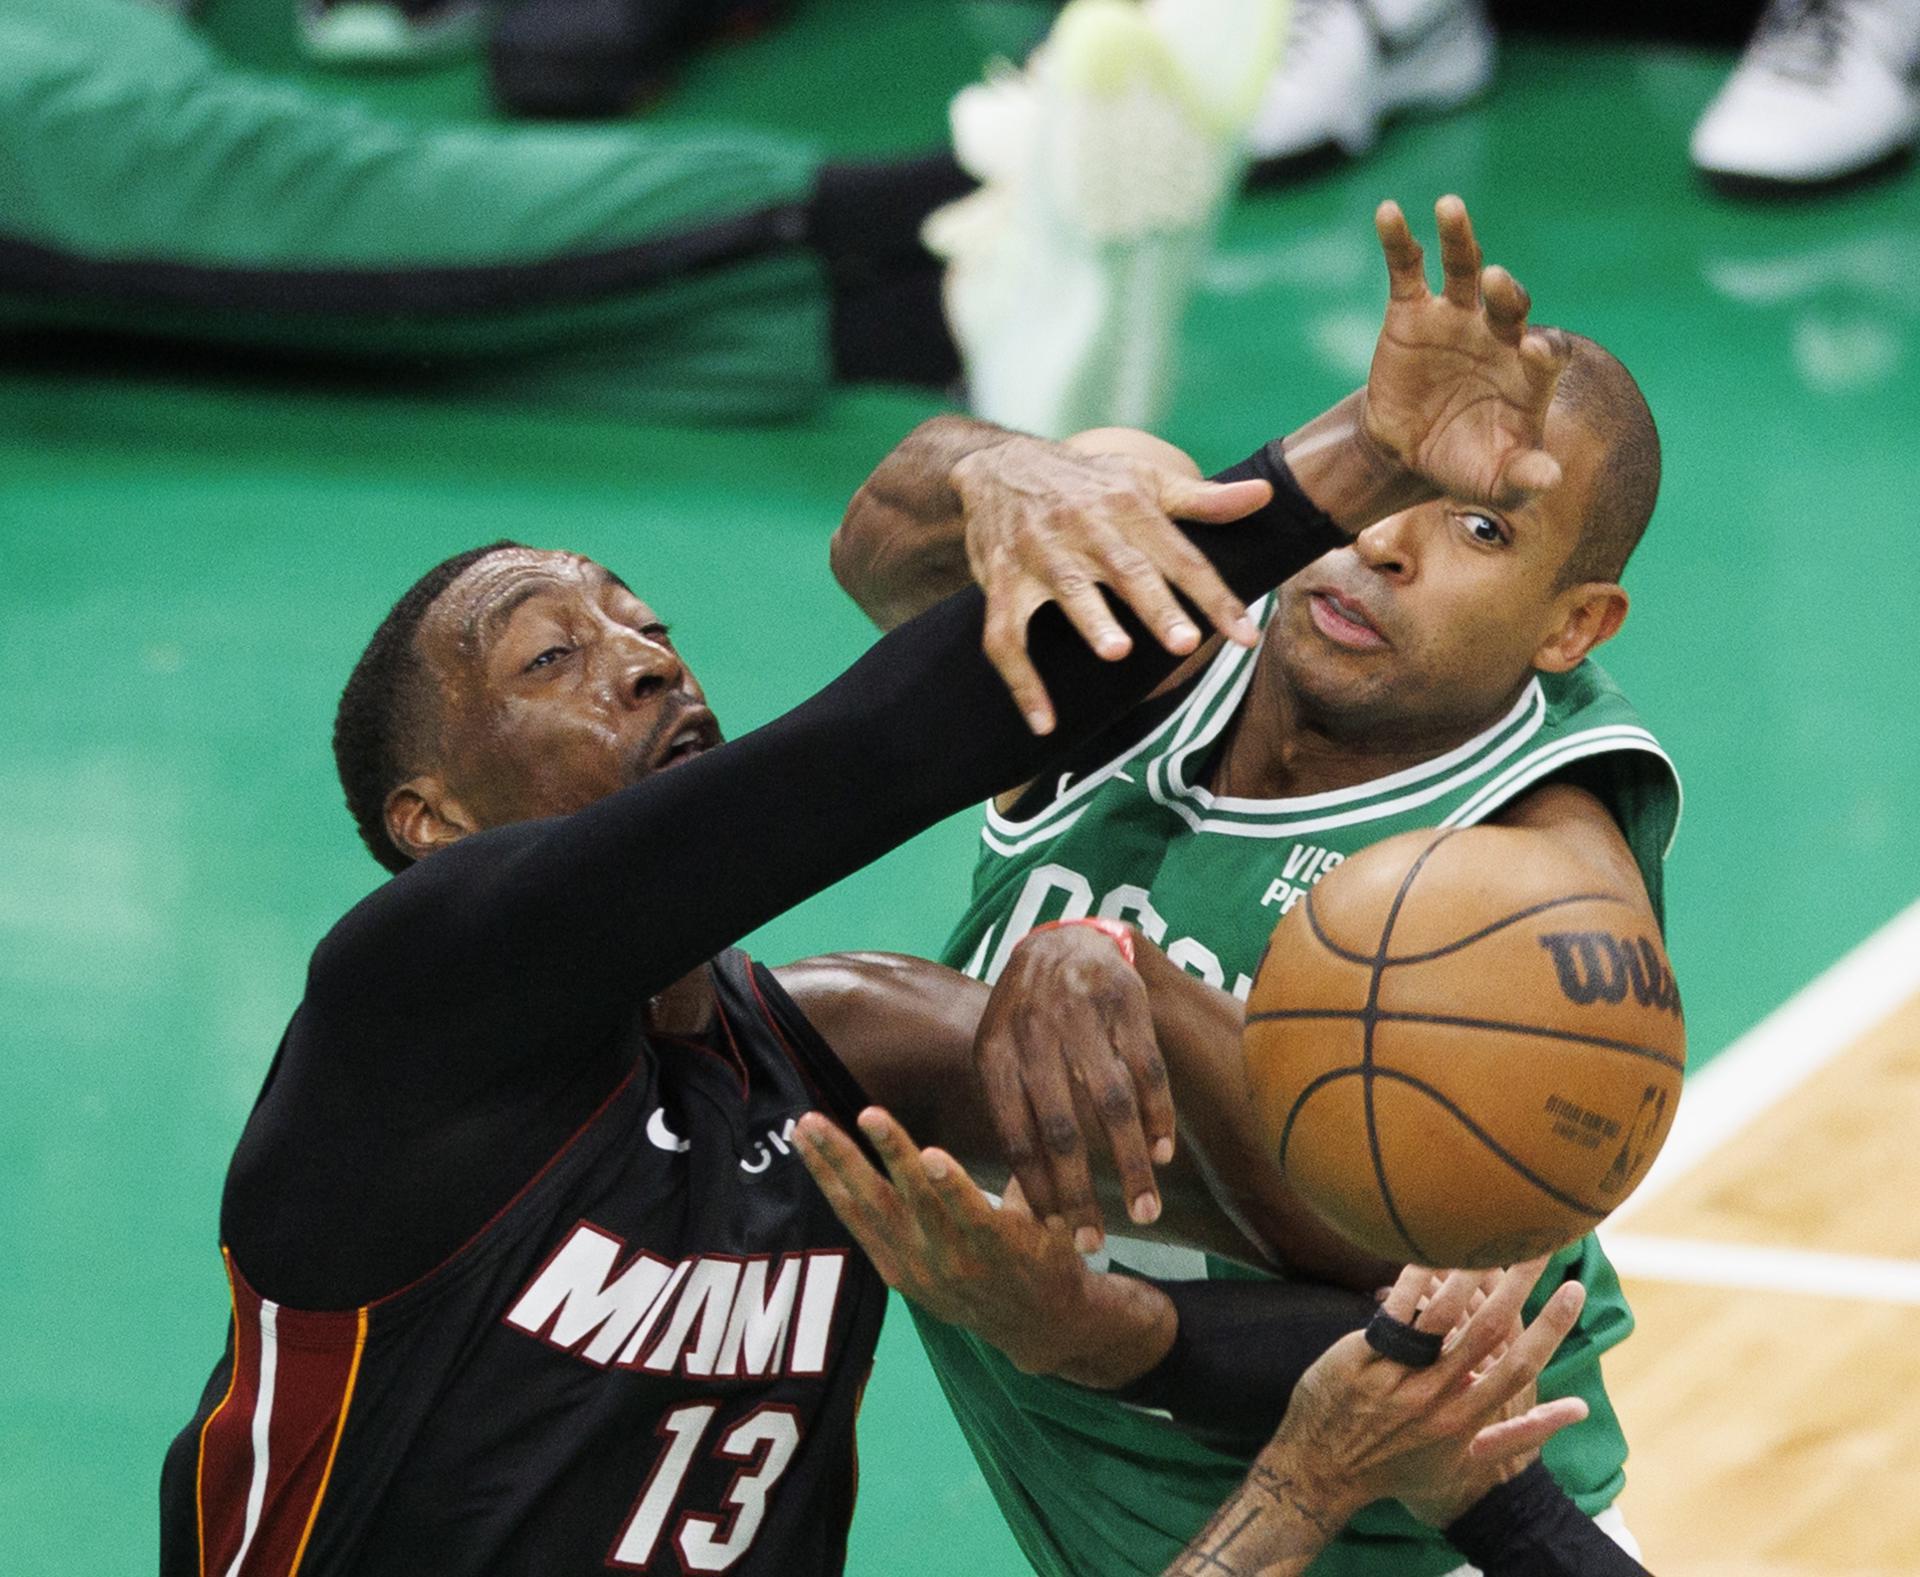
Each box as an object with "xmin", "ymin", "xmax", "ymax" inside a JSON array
[
  {"xmin": 980, "ymin": 641, "xmax": 1219, "ymax": 858},
  {"xmin": 1153, "ymin": 676, "xmax": 1550, "ymax": 839},
  {"xmin": 1444, "ymin": 724, "xmax": 1683, "ymax": 855},
  {"xmin": 1156, "ymin": 656, "xmax": 1543, "ymax": 817}
]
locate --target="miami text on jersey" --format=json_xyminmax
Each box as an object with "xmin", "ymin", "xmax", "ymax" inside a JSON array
[{"xmin": 506, "ymin": 1225, "xmax": 849, "ymax": 1378}]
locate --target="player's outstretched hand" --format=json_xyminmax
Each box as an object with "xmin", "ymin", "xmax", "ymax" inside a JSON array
[
  {"xmin": 974, "ymin": 921, "xmax": 1173, "ymax": 1253},
  {"xmin": 1279, "ymin": 1258, "xmax": 1586, "ymax": 1515},
  {"xmin": 951, "ymin": 436, "xmax": 1271, "ymax": 734},
  {"xmin": 1166, "ymin": 1259, "xmax": 1588, "ymax": 1576},
  {"xmin": 795, "ymin": 1106, "xmax": 1174, "ymax": 1386},
  {"xmin": 1361, "ymin": 196, "xmax": 1571, "ymax": 511}
]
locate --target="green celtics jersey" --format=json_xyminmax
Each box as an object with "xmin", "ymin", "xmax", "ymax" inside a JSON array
[{"xmin": 920, "ymin": 596, "xmax": 1681, "ymax": 1577}]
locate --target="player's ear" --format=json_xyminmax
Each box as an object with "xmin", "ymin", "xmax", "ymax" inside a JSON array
[
  {"xmin": 385, "ymin": 776, "xmax": 477, "ymax": 864},
  {"xmin": 1532, "ymin": 582, "xmax": 1628, "ymax": 673}
]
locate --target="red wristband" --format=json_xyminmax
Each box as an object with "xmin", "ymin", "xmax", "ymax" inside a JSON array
[{"xmin": 1029, "ymin": 917, "xmax": 1137, "ymax": 967}]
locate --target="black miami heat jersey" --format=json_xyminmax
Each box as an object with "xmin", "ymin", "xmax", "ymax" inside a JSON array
[{"xmin": 161, "ymin": 952, "xmax": 887, "ymax": 1577}]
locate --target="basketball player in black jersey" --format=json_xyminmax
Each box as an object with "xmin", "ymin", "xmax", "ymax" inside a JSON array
[{"xmin": 160, "ymin": 198, "xmax": 1644, "ymax": 1577}]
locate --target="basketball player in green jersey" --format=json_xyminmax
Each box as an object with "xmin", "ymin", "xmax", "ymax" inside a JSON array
[{"xmin": 830, "ymin": 203, "xmax": 1674, "ymax": 1577}]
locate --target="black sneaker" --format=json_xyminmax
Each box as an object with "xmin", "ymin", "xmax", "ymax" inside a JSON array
[{"xmin": 488, "ymin": 0, "xmax": 781, "ymax": 119}]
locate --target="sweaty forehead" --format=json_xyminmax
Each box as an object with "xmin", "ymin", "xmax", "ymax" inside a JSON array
[{"xmin": 431, "ymin": 550, "xmax": 635, "ymax": 651}]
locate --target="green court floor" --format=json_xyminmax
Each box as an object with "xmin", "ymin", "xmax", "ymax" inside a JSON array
[{"xmin": 3, "ymin": 4, "xmax": 1918, "ymax": 1572}]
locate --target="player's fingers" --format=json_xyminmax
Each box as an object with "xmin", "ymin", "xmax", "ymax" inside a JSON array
[
  {"xmin": 1496, "ymin": 450, "xmax": 1564, "ymax": 504},
  {"xmin": 1019, "ymin": 1040, "xmax": 1104, "ymax": 1253},
  {"xmin": 1467, "ymin": 1396, "xmax": 1589, "ymax": 1462},
  {"xmin": 856, "ymin": 1108, "xmax": 953, "ymax": 1242},
  {"xmin": 1440, "ymin": 1256, "xmax": 1556, "ymax": 1378},
  {"xmin": 1070, "ymin": 1035, "xmax": 1159, "ymax": 1227},
  {"xmin": 1458, "ymin": 1269, "xmax": 1499, "ymax": 1333},
  {"xmin": 1413, "ymin": 1268, "xmax": 1481, "ymax": 1340},
  {"xmin": 1434, "ymin": 195, "xmax": 1483, "ymax": 310},
  {"xmin": 1160, "ymin": 475, "xmax": 1273, "ymax": 525},
  {"xmin": 977, "ymin": 1045, "xmax": 1056, "ymax": 1222},
  {"xmin": 1480, "ymin": 265, "xmax": 1530, "ymax": 345},
  {"xmin": 1083, "ymin": 959, "xmax": 1173, "ymax": 1166},
  {"xmin": 795, "ymin": 1113, "xmax": 909, "ymax": 1280},
  {"xmin": 1090, "ymin": 529, "xmax": 1201, "ymax": 657},
  {"xmin": 1000, "ymin": 1174, "xmax": 1036, "ymax": 1218},
  {"xmin": 1148, "ymin": 487, "xmax": 1263, "ymax": 648},
  {"xmin": 1520, "ymin": 325, "xmax": 1573, "ymax": 409},
  {"xmin": 981, "ymin": 589, "xmax": 1055, "ymax": 734},
  {"xmin": 1474, "ymin": 1281, "xmax": 1587, "ymax": 1410},
  {"xmin": 1037, "ymin": 549, "xmax": 1136, "ymax": 664},
  {"xmin": 918, "ymin": 1147, "xmax": 1006, "ymax": 1249},
  {"xmin": 1379, "ymin": 1262, "xmax": 1436, "ymax": 1324},
  {"xmin": 1375, "ymin": 200, "xmax": 1428, "ymax": 302},
  {"xmin": 1109, "ymin": 1008, "xmax": 1177, "ymax": 1172}
]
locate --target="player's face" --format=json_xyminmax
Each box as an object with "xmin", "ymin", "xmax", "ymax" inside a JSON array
[
  {"xmin": 1269, "ymin": 405, "xmax": 1609, "ymax": 743},
  {"xmin": 419, "ymin": 549, "xmax": 721, "ymax": 827}
]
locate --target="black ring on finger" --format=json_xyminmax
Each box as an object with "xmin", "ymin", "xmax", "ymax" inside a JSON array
[{"xmin": 1364, "ymin": 1309, "xmax": 1444, "ymax": 1368}]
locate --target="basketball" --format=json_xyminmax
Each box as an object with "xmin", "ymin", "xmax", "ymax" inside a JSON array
[{"xmin": 1244, "ymin": 826, "xmax": 1686, "ymax": 1269}]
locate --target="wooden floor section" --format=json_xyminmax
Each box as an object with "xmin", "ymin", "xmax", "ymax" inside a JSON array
[{"xmin": 1606, "ymin": 990, "xmax": 1920, "ymax": 1574}]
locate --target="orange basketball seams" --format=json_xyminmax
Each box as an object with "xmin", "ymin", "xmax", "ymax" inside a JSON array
[{"xmin": 1244, "ymin": 826, "xmax": 1687, "ymax": 1267}]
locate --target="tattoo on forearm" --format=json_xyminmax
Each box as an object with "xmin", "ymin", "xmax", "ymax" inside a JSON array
[
  {"xmin": 1252, "ymin": 1462, "xmax": 1342, "ymax": 1543},
  {"xmin": 1170, "ymin": 1462, "xmax": 1341, "ymax": 1575},
  {"xmin": 1169, "ymin": 1507, "xmax": 1260, "ymax": 1575}
]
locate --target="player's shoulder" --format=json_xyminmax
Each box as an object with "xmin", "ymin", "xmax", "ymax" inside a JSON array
[
  {"xmin": 1537, "ymin": 657, "xmax": 1651, "ymax": 732},
  {"xmin": 1510, "ymin": 660, "xmax": 1683, "ymax": 894},
  {"xmin": 1527, "ymin": 659, "xmax": 1678, "ymax": 788}
]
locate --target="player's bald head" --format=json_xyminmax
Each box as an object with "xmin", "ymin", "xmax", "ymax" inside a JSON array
[{"xmin": 1548, "ymin": 333, "xmax": 1661, "ymax": 586}]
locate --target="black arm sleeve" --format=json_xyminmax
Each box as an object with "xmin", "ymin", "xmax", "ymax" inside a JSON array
[
  {"xmin": 229, "ymin": 444, "xmax": 1341, "ymax": 1306},
  {"xmin": 1446, "ymin": 1462, "xmax": 1651, "ymax": 1575},
  {"xmin": 1106, "ymin": 1277, "xmax": 1374, "ymax": 1456},
  {"xmin": 309, "ymin": 439, "xmax": 1334, "ymax": 1043}
]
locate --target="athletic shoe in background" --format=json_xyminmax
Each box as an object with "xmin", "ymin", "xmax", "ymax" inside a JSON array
[
  {"xmin": 489, "ymin": 0, "xmax": 780, "ymax": 117},
  {"xmin": 1246, "ymin": 0, "xmax": 1494, "ymax": 179},
  {"xmin": 301, "ymin": 0, "xmax": 490, "ymax": 64},
  {"xmin": 928, "ymin": 0, "xmax": 1286, "ymax": 439},
  {"xmin": 1690, "ymin": 0, "xmax": 1920, "ymax": 192}
]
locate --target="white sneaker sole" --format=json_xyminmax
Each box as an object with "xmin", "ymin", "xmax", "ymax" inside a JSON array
[{"xmin": 1254, "ymin": 3, "xmax": 1494, "ymax": 172}]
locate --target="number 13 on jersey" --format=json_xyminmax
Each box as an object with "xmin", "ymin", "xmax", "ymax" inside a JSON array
[{"xmin": 609, "ymin": 1403, "xmax": 802, "ymax": 1571}]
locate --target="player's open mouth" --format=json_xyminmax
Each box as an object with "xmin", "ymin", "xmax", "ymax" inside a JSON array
[
  {"xmin": 653, "ymin": 709, "xmax": 720, "ymax": 770},
  {"xmin": 1308, "ymin": 591, "xmax": 1388, "ymax": 650}
]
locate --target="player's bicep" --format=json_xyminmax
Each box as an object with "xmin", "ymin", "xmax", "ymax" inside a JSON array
[{"xmin": 774, "ymin": 953, "xmax": 1006, "ymax": 1171}]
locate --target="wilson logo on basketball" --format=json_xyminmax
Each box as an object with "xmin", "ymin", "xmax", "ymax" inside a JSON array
[{"xmin": 1538, "ymin": 931, "xmax": 1682, "ymax": 1016}]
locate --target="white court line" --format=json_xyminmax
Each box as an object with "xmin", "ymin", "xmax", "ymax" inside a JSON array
[
  {"xmin": 1605, "ymin": 892, "xmax": 1920, "ymax": 1227},
  {"xmin": 1601, "ymin": 1235, "xmax": 1920, "ymax": 1306},
  {"xmin": 1592, "ymin": 894, "xmax": 1920, "ymax": 1303}
]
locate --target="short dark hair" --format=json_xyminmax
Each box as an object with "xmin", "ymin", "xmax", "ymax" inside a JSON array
[
  {"xmin": 1551, "ymin": 333, "xmax": 1662, "ymax": 585},
  {"xmin": 333, "ymin": 541, "xmax": 525, "ymax": 873}
]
